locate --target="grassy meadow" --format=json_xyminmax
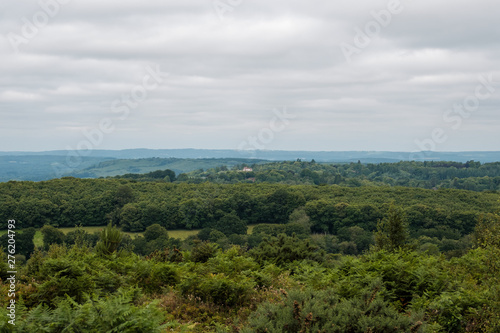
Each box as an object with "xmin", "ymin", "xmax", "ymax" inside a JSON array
[{"xmin": 1, "ymin": 224, "xmax": 260, "ymax": 248}]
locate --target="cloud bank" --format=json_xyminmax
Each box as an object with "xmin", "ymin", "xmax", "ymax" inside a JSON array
[{"xmin": 0, "ymin": 0, "xmax": 498, "ymax": 152}]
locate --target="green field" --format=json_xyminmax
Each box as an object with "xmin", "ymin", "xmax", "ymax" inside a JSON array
[
  {"xmin": 2, "ymin": 225, "xmax": 259, "ymax": 249},
  {"xmin": 57, "ymin": 226, "xmax": 203, "ymax": 240}
]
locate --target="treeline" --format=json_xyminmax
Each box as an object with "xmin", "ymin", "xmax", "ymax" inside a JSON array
[
  {"xmin": 1, "ymin": 178, "xmax": 498, "ymax": 245},
  {"xmin": 2, "ymin": 173, "xmax": 497, "ymax": 259},
  {"xmin": 115, "ymin": 169, "xmax": 177, "ymax": 182},
  {"xmin": 181, "ymin": 160, "xmax": 500, "ymax": 191}
]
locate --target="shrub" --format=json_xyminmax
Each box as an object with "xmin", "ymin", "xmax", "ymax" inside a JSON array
[
  {"xmin": 180, "ymin": 273, "xmax": 254, "ymax": 307},
  {"xmin": 190, "ymin": 241, "xmax": 218, "ymax": 263},
  {"xmin": 65, "ymin": 229, "xmax": 99, "ymax": 247},
  {"xmin": 213, "ymin": 212, "xmax": 247, "ymax": 236},
  {"xmin": 146, "ymin": 247, "xmax": 184, "ymax": 263},
  {"xmin": 95, "ymin": 223, "xmax": 123, "ymax": 256},
  {"xmin": 144, "ymin": 223, "xmax": 169, "ymax": 242},
  {"xmin": 144, "ymin": 263, "xmax": 179, "ymax": 293},
  {"xmin": 250, "ymin": 234, "xmax": 325, "ymax": 266},
  {"xmin": 40, "ymin": 225, "xmax": 65, "ymax": 251},
  {"xmin": 197, "ymin": 227, "xmax": 213, "ymax": 241},
  {"xmin": 17, "ymin": 288, "xmax": 166, "ymax": 332},
  {"xmin": 32, "ymin": 258, "xmax": 94, "ymax": 306},
  {"xmin": 243, "ymin": 284, "xmax": 424, "ymax": 333},
  {"xmin": 206, "ymin": 246, "xmax": 259, "ymax": 277}
]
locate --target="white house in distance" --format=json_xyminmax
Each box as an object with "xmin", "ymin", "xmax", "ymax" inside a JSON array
[{"xmin": 242, "ymin": 167, "xmax": 253, "ymax": 172}]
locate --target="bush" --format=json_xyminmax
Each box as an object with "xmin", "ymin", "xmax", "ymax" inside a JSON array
[
  {"xmin": 190, "ymin": 241, "xmax": 218, "ymax": 263},
  {"xmin": 180, "ymin": 273, "xmax": 254, "ymax": 307},
  {"xmin": 65, "ymin": 229, "xmax": 99, "ymax": 247},
  {"xmin": 131, "ymin": 236, "xmax": 148, "ymax": 255},
  {"xmin": 137, "ymin": 262, "xmax": 180, "ymax": 294},
  {"xmin": 228, "ymin": 233, "xmax": 246, "ymax": 246},
  {"xmin": 243, "ymin": 284, "xmax": 424, "ymax": 333},
  {"xmin": 17, "ymin": 288, "xmax": 166, "ymax": 332},
  {"xmin": 206, "ymin": 246, "xmax": 259, "ymax": 277},
  {"xmin": 145, "ymin": 247, "xmax": 184, "ymax": 263},
  {"xmin": 32, "ymin": 258, "xmax": 94, "ymax": 306},
  {"xmin": 144, "ymin": 223, "xmax": 169, "ymax": 242},
  {"xmin": 40, "ymin": 225, "xmax": 65, "ymax": 251},
  {"xmin": 250, "ymin": 234, "xmax": 325, "ymax": 266},
  {"xmin": 95, "ymin": 223, "xmax": 123, "ymax": 256},
  {"xmin": 14, "ymin": 227, "xmax": 36, "ymax": 258},
  {"xmin": 197, "ymin": 227, "xmax": 213, "ymax": 241},
  {"xmin": 0, "ymin": 250, "xmax": 10, "ymax": 280},
  {"xmin": 208, "ymin": 230, "xmax": 226, "ymax": 243},
  {"xmin": 213, "ymin": 212, "xmax": 247, "ymax": 236}
]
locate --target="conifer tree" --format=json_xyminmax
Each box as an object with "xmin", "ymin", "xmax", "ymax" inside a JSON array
[
  {"xmin": 95, "ymin": 222, "xmax": 123, "ymax": 256},
  {"xmin": 375, "ymin": 203, "xmax": 409, "ymax": 252}
]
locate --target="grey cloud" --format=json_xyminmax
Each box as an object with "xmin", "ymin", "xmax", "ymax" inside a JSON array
[{"xmin": 0, "ymin": 0, "xmax": 498, "ymax": 152}]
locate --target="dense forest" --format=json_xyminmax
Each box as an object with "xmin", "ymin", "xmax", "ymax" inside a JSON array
[
  {"xmin": 181, "ymin": 160, "xmax": 500, "ymax": 191},
  {"xmin": 1, "ymin": 161, "xmax": 500, "ymax": 331},
  {"xmin": 1, "ymin": 178, "xmax": 497, "ymax": 239}
]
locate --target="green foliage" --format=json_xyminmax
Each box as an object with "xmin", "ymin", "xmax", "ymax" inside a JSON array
[
  {"xmin": 213, "ymin": 212, "xmax": 247, "ymax": 236},
  {"xmin": 209, "ymin": 229, "xmax": 226, "ymax": 243},
  {"xmin": 252, "ymin": 222, "xmax": 310, "ymax": 240},
  {"xmin": 190, "ymin": 241, "xmax": 218, "ymax": 263},
  {"xmin": 17, "ymin": 288, "xmax": 166, "ymax": 332},
  {"xmin": 145, "ymin": 247, "xmax": 184, "ymax": 263},
  {"xmin": 206, "ymin": 246, "xmax": 259, "ymax": 277},
  {"xmin": 375, "ymin": 203, "xmax": 410, "ymax": 252},
  {"xmin": 337, "ymin": 226, "xmax": 374, "ymax": 254},
  {"xmin": 305, "ymin": 200, "xmax": 381, "ymax": 234},
  {"xmin": 310, "ymin": 234, "xmax": 342, "ymax": 254},
  {"xmin": 0, "ymin": 250, "xmax": 10, "ymax": 280},
  {"xmin": 95, "ymin": 223, "xmax": 123, "ymax": 256},
  {"xmin": 2, "ymin": 168, "xmax": 500, "ymax": 332},
  {"xmin": 252, "ymin": 223, "xmax": 286, "ymax": 237},
  {"xmin": 0, "ymin": 227, "xmax": 36, "ymax": 258},
  {"xmin": 474, "ymin": 212, "xmax": 500, "ymax": 248},
  {"xmin": 119, "ymin": 168, "xmax": 176, "ymax": 182},
  {"xmin": 136, "ymin": 262, "xmax": 180, "ymax": 294},
  {"xmin": 185, "ymin": 159, "xmax": 500, "ymax": 191},
  {"xmin": 1, "ymin": 178, "xmax": 496, "ymax": 240},
  {"xmin": 32, "ymin": 257, "xmax": 94, "ymax": 306},
  {"xmin": 227, "ymin": 233, "xmax": 246, "ymax": 246},
  {"xmin": 288, "ymin": 208, "xmax": 312, "ymax": 233},
  {"xmin": 179, "ymin": 273, "xmax": 254, "ymax": 307},
  {"xmin": 113, "ymin": 185, "xmax": 135, "ymax": 207},
  {"xmin": 144, "ymin": 223, "xmax": 169, "ymax": 242},
  {"xmin": 119, "ymin": 203, "xmax": 143, "ymax": 232},
  {"xmin": 40, "ymin": 225, "xmax": 66, "ymax": 251},
  {"xmin": 65, "ymin": 228, "xmax": 99, "ymax": 247},
  {"xmin": 151, "ymin": 263, "xmax": 180, "ymax": 288},
  {"xmin": 265, "ymin": 188, "xmax": 306, "ymax": 224},
  {"xmin": 197, "ymin": 227, "xmax": 212, "ymax": 241},
  {"xmin": 243, "ymin": 284, "xmax": 423, "ymax": 333},
  {"xmin": 1, "ymin": 233, "xmax": 498, "ymax": 332},
  {"xmin": 250, "ymin": 234, "xmax": 325, "ymax": 266}
]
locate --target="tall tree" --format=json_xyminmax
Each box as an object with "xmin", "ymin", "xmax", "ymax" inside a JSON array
[
  {"xmin": 375, "ymin": 203, "xmax": 410, "ymax": 252},
  {"xmin": 40, "ymin": 225, "xmax": 66, "ymax": 251}
]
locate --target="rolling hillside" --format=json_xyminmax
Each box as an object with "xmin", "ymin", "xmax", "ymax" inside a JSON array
[
  {"xmin": 66, "ymin": 157, "xmax": 270, "ymax": 178},
  {"xmin": 1, "ymin": 149, "xmax": 500, "ymax": 182}
]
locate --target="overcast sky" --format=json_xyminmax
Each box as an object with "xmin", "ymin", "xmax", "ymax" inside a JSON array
[{"xmin": 0, "ymin": 0, "xmax": 499, "ymax": 152}]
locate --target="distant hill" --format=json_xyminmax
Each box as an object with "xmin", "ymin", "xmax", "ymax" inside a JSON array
[
  {"xmin": 0, "ymin": 156, "xmax": 113, "ymax": 182},
  {"xmin": 1, "ymin": 149, "xmax": 499, "ymax": 182},
  {"xmin": 66, "ymin": 157, "xmax": 270, "ymax": 179},
  {"xmin": 2, "ymin": 148, "xmax": 500, "ymax": 163}
]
